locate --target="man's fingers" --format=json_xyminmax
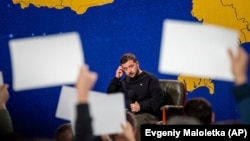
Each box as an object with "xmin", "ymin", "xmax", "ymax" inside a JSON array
[
  {"xmin": 239, "ymin": 47, "xmax": 249, "ymax": 60},
  {"xmin": 121, "ymin": 122, "xmax": 126, "ymax": 130},
  {"xmin": 0, "ymin": 84, "xmax": 9, "ymax": 91},
  {"xmin": 228, "ymin": 48, "xmax": 234, "ymax": 61}
]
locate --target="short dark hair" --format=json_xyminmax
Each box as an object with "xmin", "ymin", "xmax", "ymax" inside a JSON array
[
  {"xmin": 183, "ymin": 97, "xmax": 213, "ymax": 124},
  {"xmin": 120, "ymin": 53, "xmax": 137, "ymax": 65},
  {"xmin": 54, "ymin": 123, "xmax": 73, "ymax": 141}
]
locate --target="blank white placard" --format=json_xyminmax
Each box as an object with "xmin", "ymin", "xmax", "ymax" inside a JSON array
[
  {"xmin": 56, "ymin": 86, "xmax": 126, "ymax": 136},
  {"xmin": 56, "ymin": 85, "xmax": 77, "ymax": 121},
  {"xmin": 0, "ymin": 71, "xmax": 3, "ymax": 85},
  {"xmin": 158, "ymin": 19, "xmax": 239, "ymax": 81},
  {"xmin": 9, "ymin": 32, "xmax": 84, "ymax": 91},
  {"xmin": 89, "ymin": 91, "xmax": 126, "ymax": 135}
]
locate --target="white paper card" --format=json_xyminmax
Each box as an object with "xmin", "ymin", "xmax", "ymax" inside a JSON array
[
  {"xmin": 159, "ymin": 19, "xmax": 239, "ymax": 81},
  {"xmin": 56, "ymin": 86, "xmax": 126, "ymax": 136},
  {"xmin": 56, "ymin": 85, "xmax": 77, "ymax": 121},
  {"xmin": 0, "ymin": 71, "xmax": 3, "ymax": 85},
  {"xmin": 9, "ymin": 32, "xmax": 84, "ymax": 91},
  {"xmin": 89, "ymin": 91, "xmax": 126, "ymax": 135}
]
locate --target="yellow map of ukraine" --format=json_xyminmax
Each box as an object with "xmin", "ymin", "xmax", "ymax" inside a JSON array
[
  {"xmin": 178, "ymin": 75, "xmax": 214, "ymax": 95},
  {"xmin": 13, "ymin": 0, "xmax": 250, "ymax": 95},
  {"xmin": 177, "ymin": 0, "xmax": 250, "ymax": 95},
  {"xmin": 12, "ymin": 0, "xmax": 114, "ymax": 14}
]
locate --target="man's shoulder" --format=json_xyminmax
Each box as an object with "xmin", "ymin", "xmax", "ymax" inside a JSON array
[{"xmin": 142, "ymin": 71, "xmax": 158, "ymax": 79}]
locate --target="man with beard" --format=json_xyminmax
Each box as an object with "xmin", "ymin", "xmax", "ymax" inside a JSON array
[{"xmin": 107, "ymin": 53, "xmax": 165, "ymax": 141}]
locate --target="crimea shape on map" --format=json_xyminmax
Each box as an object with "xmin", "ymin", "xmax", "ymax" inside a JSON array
[{"xmin": 12, "ymin": 0, "xmax": 114, "ymax": 14}]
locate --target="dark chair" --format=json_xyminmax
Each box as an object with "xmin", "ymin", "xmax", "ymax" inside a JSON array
[{"xmin": 159, "ymin": 79, "xmax": 186, "ymax": 124}]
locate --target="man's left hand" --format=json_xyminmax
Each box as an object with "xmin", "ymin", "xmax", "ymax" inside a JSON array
[{"xmin": 130, "ymin": 101, "xmax": 140, "ymax": 112}]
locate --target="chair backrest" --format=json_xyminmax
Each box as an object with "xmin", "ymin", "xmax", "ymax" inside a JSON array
[{"xmin": 159, "ymin": 79, "xmax": 186, "ymax": 106}]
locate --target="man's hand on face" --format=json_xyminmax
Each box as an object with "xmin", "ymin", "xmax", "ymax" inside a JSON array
[{"xmin": 116, "ymin": 66, "xmax": 124, "ymax": 79}]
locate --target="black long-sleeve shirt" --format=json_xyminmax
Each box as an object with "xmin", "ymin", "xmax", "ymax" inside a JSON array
[
  {"xmin": 0, "ymin": 109, "xmax": 14, "ymax": 137},
  {"xmin": 232, "ymin": 83, "xmax": 250, "ymax": 124},
  {"xmin": 74, "ymin": 104, "xmax": 93, "ymax": 141},
  {"xmin": 107, "ymin": 71, "xmax": 164, "ymax": 117},
  {"xmin": 74, "ymin": 104, "xmax": 103, "ymax": 141}
]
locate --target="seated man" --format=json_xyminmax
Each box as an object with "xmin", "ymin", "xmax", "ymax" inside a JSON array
[{"xmin": 107, "ymin": 53, "xmax": 165, "ymax": 141}]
